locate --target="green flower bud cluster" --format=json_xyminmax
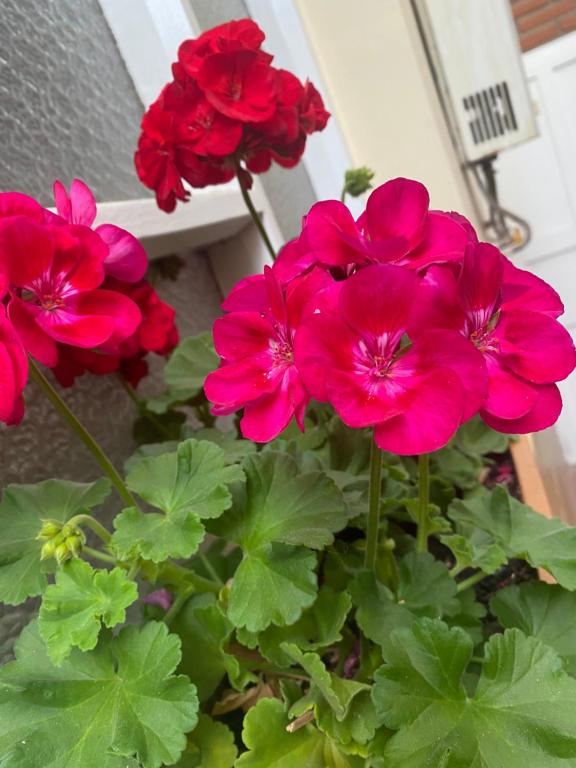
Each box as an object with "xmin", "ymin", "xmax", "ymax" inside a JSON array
[
  {"xmin": 37, "ymin": 519, "xmax": 86, "ymax": 564},
  {"xmin": 343, "ymin": 166, "xmax": 375, "ymax": 198}
]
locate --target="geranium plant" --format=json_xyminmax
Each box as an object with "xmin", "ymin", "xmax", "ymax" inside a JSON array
[{"xmin": 2, "ymin": 17, "xmax": 576, "ymax": 768}]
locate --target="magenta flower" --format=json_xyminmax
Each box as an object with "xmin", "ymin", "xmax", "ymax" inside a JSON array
[
  {"xmin": 53, "ymin": 179, "xmax": 147, "ymax": 283},
  {"xmin": 293, "ymin": 178, "xmax": 471, "ymax": 276},
  {"xmin": 294, "ymin": 264, "xmax": 487, "ymax": 455},
  {"xmin": 0, "ymin": 217, "xmax": 142, "ymax": 367},
  {"xmin": 0, "ymin": 310, "xmax": 27, "ymax": 425},
  {"xmin": 414, "ymin": 242, "xmax": 576, "ymax": 433},
  {"xmin": 205, "ymin": 266, "xmax": 331, "ymax": 441}
]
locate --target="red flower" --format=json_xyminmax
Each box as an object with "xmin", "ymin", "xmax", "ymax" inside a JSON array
[
  {"xmin": 53, "ymin": 179, "xmax": 148, "ymax": 283},
  {"xmin": 413, "ymin": 242, "xmax": 576, "ymax": 433},
  {"xmin": 299, "ymin": 178, "xmax": 471, "ymax": 276},
  {"xmin": 294, "ymin": 264, "xmax": 486, "ymax": 454},
  {"xmin": 0, "ymin": 311, "xmax": 27, "ymax": 425},
  {"xmin": 52, "ymin": 278, "xmax": 179, "ymax": 389},
  {"xmin": 205, "ymin": 267, "xmax": 330, "ymax": 442},
  {"xmin": 135, "ymin": 18, "xmax": 330, "ymax": 210},
  {"xmin": 0, "ymin": 217, "xmax": 141, "ymax": 367}
]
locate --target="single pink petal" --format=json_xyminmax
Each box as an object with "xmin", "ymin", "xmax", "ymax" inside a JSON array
[
  {"xmin": 404, "ymin": 211, "xmax": 470, "ymax": 270},
  {"xmin": 497, "ymin": 310, "xmax": 576, "ymax": 383},
  {"xmin": 73, "ymin": 290, "xmax": 142, "ymax": 344},
  {"xmin": 0, "ymin": 344, "xmax": 16, "ymax": 422},
  {"xmin": 143, "ymin": 588, "xmax": 173, "ymax": 611},
  {"xmin": 374, "ymin": 369, "xmax": 464, "ymax": 455},
  {"xmin": 303, "ymin": 200, "xmax": 365, "ymax": 266},
  {"xmin": 222, "ymin": 273, "xmax": 268, "ymax": 313},
  {"xmin": 51, "ymin": 225, "xmax": 107, "ymax": 291},
  {"xmin": 0, "ymin": 192, "xmax": 45, "ymax": 221},
  {"xmin": 0, "ymin": 217, "xmax": 54, "ymax": 288},
  {"xmin": 0, "ymin": 316, "xmax": 28, "ymax": 392},
  {"xmin": 365, "ymin": 178, "xmax": 429, "ymax": 248},
  {"xmin": 458, "ymin": 242, "xmax": 503, "ymax": 319},
  {"xmin": 53, "ymin": 180, "xmax": 72, "ymax": 222},
  {"xmin": 481, "ymin": 383, "xmax": 562, "ymax": 434},
  {"xmin": 501, "ymin": 259, "xmax": 564, "ymax": 319},
  {"xmin": 273, "ymin": 236, "xmax": 317, "ymax": 284},
  {"xmin": 240, "ymin": 366, "xmax": 307, "ymax": 442},
  {"xmin": 264, "ymin": 266, "xmax": 287, "ymax": 326},
  {"xmin": 36, "ymin": 309, "xmax": 117, "ymax": 349},
  {"xmin": 285, "ymin": 267, "xmax": 334, "ymax": 328},
  {"xmin": 8, "ymin": 297, "xmax": 58, "ymax": 366},
  {"xmin": 95, "ymin": 224, "xmax": 148, "ymax": 283},
  {"xmin": 483, "ymin": 356, "xmax": 539, "ymax": 419},
  {"xmin": 339, "ymin": 264, "xmax": 419, "ymax": 339},
  {"xmin": 294, "ymin": 308, "xmax": 356, "ymax": 402},
  {"xmin": 407, "ymin": 329, "xmax": 487, "ymax": 421},
  {"xmin": 442, "ymin": 211, "xmax": 478, "ymax": 242},
  {"xmin": 68, "ymin": 179, "xmax": 97, "ymax": 226},
  {"xmin": 212, "ymin": 312, "xmax": 273, "ymax": 361},
  {"xmin": 327, "ymin": 368, "xmax": 406, "ymax": 428},
  {"xmin": 409, "ymin": 265, "xmax": 464, "ymax": 336},
  {"xmin": 204, "ymin": 353, "xmax": 277, "ymax": 408}
]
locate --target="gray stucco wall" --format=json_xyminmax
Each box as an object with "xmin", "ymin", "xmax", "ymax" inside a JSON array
[{"xmin": 0, "ymin": 0, "xmax": 144, "ymax": 202}]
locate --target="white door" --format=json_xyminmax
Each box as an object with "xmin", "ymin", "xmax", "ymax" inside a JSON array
[{"xmin": 496, "ymin": 31, "xmax": 576, "ymax": 464}]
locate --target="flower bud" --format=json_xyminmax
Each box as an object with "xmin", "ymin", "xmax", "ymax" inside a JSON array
[
  {"xmin": 55, "ymin": 543, "xmax": 71, "ymax": 565},
  {"xmin": 40, "ymin": 539, "xmax": 57, "ymax": 561},
  {"xmin": 343, "ymin": 166, "xmax": 374, "ymax": 198},
  {"xmin": 36, "ymin": 519, "xmax": 62, "ymax": 541}
]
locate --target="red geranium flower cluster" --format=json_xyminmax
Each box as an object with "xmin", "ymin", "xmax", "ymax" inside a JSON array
[
  {"xmin": 0, "ymin": 179, "xmax": 179, "ymax": 423},
  {"xmin": 135, "ymin": 19, "xmax": 330, "ymax": 212},
  {"xmin": 205, "ymin": 177, "xmax": 576, "ymax": 453}
]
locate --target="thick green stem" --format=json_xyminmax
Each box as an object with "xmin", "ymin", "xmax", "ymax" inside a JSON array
[
  {"xmin": 416, "ymin": 454, "xmax": 430, "ymax": 553},
  {"xmin": 236, "ymin": 173, "xmax": 277, "ymax": 262},
  {"xmin": 82, "ymin": 546, "xmax": 118, "ymax": 565},
  {"xmin": 163, "ymin": 585, "xmax": 195, "ymax": 626},
  {"xmin": 456, "ymin": 570, "xmax": 487, "ymax": 593},
  {"xmin": 364, "ymin": 436, "xmax": 383, "ymax": 571},
  {"xmin": 28, "ymin": 358, "xmax": 138, "ymax": 509},
  {"xmin": 67, "ymin": 514, "xmax": 112, "ymax": 544},
  {"xmin": 142, "ymin": 560, "xmax": 221, "ymax": 594}
]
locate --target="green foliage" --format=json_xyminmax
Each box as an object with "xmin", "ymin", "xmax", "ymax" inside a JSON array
[
  {"xmin": 175, "ymin": 715, "xmax": 237, "ymax": 767},
  {"xmin": 210, "ymin": 451, "xmax": 348, "ymax": 630},
  {"xmin": 342, "ymin": 167, "xmax": 375, "ymax": 198},
  {"xmin": 0, "ymin": 621, "xmax": 198, "ymax": 768},
  {"xmin": 147, "ymin": 333, "xmax": 218, "ymax": 414},
  {"xmin": 38, "ymin": 559, "xmax": 138, "ymax": 664},
  {"xmin": 236, "ymin": 698, "xmax": 365, "ymax": 767},
  {"xmin": 491, "ymin": 582, "xmax": 576, "ymax": 674},
  {"xmin": 373, "ymin": 619, "xmax": 576, "ymax": 766},
  {"xmin": 449, "ymin": 485, "xmax": 576, "ymax": 588},
  {"xmin": 0, "ymin": 478, "xmax": 110, "ymax": 605},
  {"xmin": 112, "ymin": 439, "xmax": 243, "ymax": 562}
]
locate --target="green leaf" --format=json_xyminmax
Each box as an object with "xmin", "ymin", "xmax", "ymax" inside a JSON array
[
  {"xmin": 440, "ymin": 530, "xmax": 507, "ymax": 576},
  {"xmin": 126, "ymin": 439, "xmax": 243, "ymax": 519},
  {"xmin": 211, "ymin": 451, "xmax": 347, "ymax": 630},
  {"xmin": 164, "ymin": 333, "xmax": 218, "ymax": 400},
  {"xmin": 350, "ymin": 553, "xmax": 457, "ymax": 650},
  {"xmin": 491, "ymin": 582, "xmax": 576, "ymax": 674},
  {"xmin": 449, "ymin": 485, "xmax": 576, "ymax": 588},
  {"xmin": 211, "ymin": 451, "xmax": 348, "ymax": 551},
  {"xmin": 228, "ymin": 544, "xmax": 318, "ymax": 632},
  {"xmin": 112, "ymin": 506, "xmax": 205, "ymax": 563},
  {"xmin": 0, "ymin": 478, "xmax": 111, "ymax": 605},
  {"xmin": 443, "ymin": 588, "xmax": 487, "ymax": 646},
  {"xmin": 245, "ymin": 587, "xmax": 351, "ymax": 666},
  {"xmin": 432, "ymin": 447, "xmax": 482, "ymax": 491},
  {"xmin": 172, "ymin": 595, "xmax": 244, "ymax": 701},
  {"xmin": 175, "ymin": 715, "xmax": 237, "ymax": 767},
  {"xmin": 373, "ymin": 619, "xmax": 576, "ymax": 767},
  {"xmin": 113, "ymin": 439, "xmax": 243, "ymax": 562},
  {"xmin": 38, "ymin": 559, "xmax": 138, "ymax": 664},
  {"xmin": 236, "ymin": 698, "xmax": 365, "ymax": 768},
  {"xmin": 455, "ymin": 415, "xmax": 509, "ymax": 455},
  {"xmin": 0, "ymin": 621, "xmax": 198, "ymax": 768}
]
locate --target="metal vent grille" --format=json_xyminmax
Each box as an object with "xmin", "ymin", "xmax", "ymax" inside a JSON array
[{"xmin": 462, "ymin": 81, "xmax": 518, "ymax": 145}]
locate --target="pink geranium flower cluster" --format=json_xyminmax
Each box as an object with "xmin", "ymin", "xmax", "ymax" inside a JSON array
[
  {"xmin": 0, "ymin": 179, "xmax": 178, "ymax": 424},
  {"xmin": 205, "ymin": 178, "xmax": 576, "ymax": 454},
  {"xmin": 134, "ymin": 18, "xmax": 330, "ymax": 212}
]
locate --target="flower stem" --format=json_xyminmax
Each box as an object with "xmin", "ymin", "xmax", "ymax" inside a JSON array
[
  {"xmin": 67, "ymin": 514, "xmax": 112, "ymax": 544},
  {"xmin": 456, "ymin": 570, "xmax": 488, "ymax": 593},
  {"xmin": 416, "ymin": 454, "xmax": 430, "ymax": 553},
  {"xmin": 236, "ymin": 172, "xmax": 277, "ymax": 262},
  {"xmin": 364, "ymin": 436, "xmax": 383, "ymax": 572},
  {"xmin": 163, "ymin": 584, "xmax": 195, "ymax": 626},
  {"xmin": 82, "ymin": 546, "xmax": 118, "ymax": 565},
  {"xmin": 28, "ymin": 358, "xmax": 138, "ymax": 509}
]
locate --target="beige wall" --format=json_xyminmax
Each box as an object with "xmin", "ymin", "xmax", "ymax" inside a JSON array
[{"xmin": 294, "ymin": 0, "xmax": 477, "ymax": 218}]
